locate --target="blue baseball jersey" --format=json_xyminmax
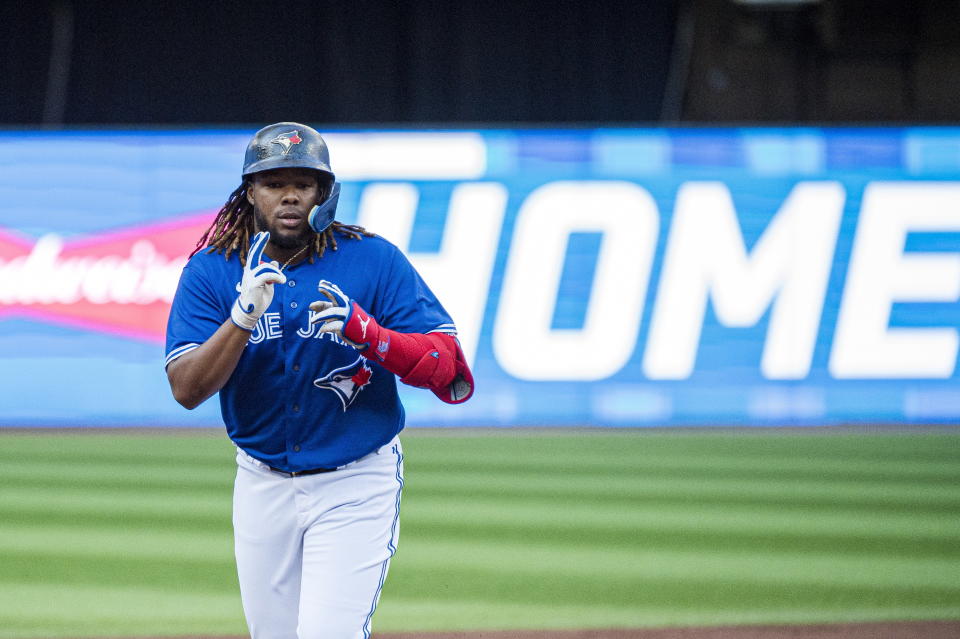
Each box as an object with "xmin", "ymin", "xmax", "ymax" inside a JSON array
[{"xmin": 165, "ymin": 233, "xmax": 456, "ymax": 470}]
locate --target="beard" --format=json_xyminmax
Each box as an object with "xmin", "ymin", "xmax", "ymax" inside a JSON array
[{"xmin": 253, "ymin": 206, "xmax": 312, "ymax": 250}]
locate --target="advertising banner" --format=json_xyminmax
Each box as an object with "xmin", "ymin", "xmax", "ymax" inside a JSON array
[{"xmin": 1, "ymin": 127, "xmax": 958, "ymax": 426}]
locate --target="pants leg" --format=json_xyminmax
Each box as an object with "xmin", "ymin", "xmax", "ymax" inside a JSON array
[
  {"xmin": 297, "ymin": 440, "xmax": 404, "ymax": 639},
  {"xmin": 233, "ymin": 450, "xmax": 304, "ymax": 639}
]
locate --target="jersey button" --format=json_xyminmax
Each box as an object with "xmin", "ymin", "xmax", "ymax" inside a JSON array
[
  {"xmin": 290, "ymin": 301, "xmax": 298, "ymax": 309},
  {"xmin": 293, "ymin": 445, "xmax": 301, "ymax": 452},
  {"xmin": 288, "ymin": 280, "xmax": 296, "ymax": 287},
  {"xmin": 293, "ymin": 404, "xmax": 300, "ymax": 412},
  {"xmin": 293, "ymin": 364, "xmax": 300, "ymax": 372}
]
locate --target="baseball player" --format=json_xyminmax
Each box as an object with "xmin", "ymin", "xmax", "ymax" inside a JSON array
[{"xmin": 164, "ymin": 122, "xmax": 474, "ymax": 639}]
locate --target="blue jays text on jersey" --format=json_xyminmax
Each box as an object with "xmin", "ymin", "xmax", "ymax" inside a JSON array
[{"xmin": 165, "ymin": 234, "xmax": 457, "ymax": 471}]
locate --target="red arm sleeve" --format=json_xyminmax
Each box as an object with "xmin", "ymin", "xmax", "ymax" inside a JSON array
[{"xmin": 341, "ymin": 302, "xmax": 474, "ymax": 404}]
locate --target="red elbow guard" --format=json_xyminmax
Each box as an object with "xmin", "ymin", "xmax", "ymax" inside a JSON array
[
  {"xmin": 342, "ymin": 303, "xmax": 475, "ymax": 404},
  {"xmin": 398, "ymin": 333, "xmax": 474, "ymax": 404}
]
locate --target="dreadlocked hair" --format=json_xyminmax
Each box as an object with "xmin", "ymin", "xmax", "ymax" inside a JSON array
[{"xmin": 190, "ymin": 183, "xmax": 374, "ymax": 266}]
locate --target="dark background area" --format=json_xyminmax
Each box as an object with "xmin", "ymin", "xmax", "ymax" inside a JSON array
[{"xmin": 2, "ymin": 0, "xmax": 958, "ymax": 127}]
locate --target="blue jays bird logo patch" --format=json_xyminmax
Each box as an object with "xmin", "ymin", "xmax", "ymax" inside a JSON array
[
  {"xmin": 270, "ymin": 130, "xmax": 302, "ymax": 155},
  {"xmin": 313, "ymin": 356, "xmax": 373, "ymax": 411}
]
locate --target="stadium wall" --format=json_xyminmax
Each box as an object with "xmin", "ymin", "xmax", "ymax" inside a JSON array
[{"xmin": 0, "ymin": 127, "xmax": 958, "ymax": 427}]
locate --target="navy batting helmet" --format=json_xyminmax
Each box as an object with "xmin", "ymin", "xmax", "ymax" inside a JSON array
[
  {"xmin": 243, "ymin": 122, "xmax": 340, "ymax": 233},
  {"xmin": 242, "ymin": 122, "xmax": 334, "ymax": 180}
]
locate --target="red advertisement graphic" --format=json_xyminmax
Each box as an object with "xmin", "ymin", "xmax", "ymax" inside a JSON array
[{"xmin": 0, "ymin": 212, "xmax": 216, "ymax": 342}]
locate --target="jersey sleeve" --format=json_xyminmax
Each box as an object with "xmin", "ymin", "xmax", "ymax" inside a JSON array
[
  {"xmin": 164, "ymin": 259, "xmax": 229, "ymax": 367},
  {"xmin": 372, "ymin": 245, "xmax": 456, "ymax": 336}
]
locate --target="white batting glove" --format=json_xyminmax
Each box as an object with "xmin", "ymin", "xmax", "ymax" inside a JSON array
[
  {"xmin": 309, "ymin": 280, "xmax": 364, "ymax": 349},
  {"xmin": 231, "ymin": 232, "xmax": 287, "ymax": 331}
]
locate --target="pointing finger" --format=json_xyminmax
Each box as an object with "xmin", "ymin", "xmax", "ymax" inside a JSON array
[{"xmin": 248, "ymin": 232, "xmax": 270, "ymax": 266}]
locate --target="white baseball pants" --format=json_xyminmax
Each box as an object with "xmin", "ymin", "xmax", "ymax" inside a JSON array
[{"xmin": 232, "ymin": 436, "xmax": 404, "ymax": 639}]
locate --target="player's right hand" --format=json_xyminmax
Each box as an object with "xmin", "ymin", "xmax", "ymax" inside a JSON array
[{"xmin": 230, "ymin": 232, "xmax": 287, "ymax": 331}]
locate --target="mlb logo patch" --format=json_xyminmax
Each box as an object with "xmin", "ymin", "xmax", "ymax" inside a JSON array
[{"xmin": 376, "ymin": 334, "xmax": 391, "ymax": 361}]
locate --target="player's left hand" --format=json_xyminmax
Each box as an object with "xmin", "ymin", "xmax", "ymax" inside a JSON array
[{"xmin": 309, "ymin": 280, "xmax": 369, "ymax": 349}]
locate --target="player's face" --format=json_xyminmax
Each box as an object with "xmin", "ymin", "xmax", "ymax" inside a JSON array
[{"xmin": 247, "ymin": 168, "xmax": 320, "ymax": 250}]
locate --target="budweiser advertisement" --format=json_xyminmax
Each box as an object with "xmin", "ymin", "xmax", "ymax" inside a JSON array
[
  {"xmin": 1, "ymin": 128, "xmax": 958, "ymax": 427},
  {"xmin": 0, "ymin": 214, "xmax": 212, "ymax": 341}
]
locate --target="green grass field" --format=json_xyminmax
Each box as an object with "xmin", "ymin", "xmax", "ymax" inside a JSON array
[{"xmin": 0, "ymin": 428, "xmax": 958, "ymax": 638}]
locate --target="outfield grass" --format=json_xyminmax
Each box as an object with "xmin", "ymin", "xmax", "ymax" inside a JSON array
[{"xmin": 0, "ymin": 429, "xmax": 958, "ymax": 637}]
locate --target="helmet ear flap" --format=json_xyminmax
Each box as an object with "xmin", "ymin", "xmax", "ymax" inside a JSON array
[{"xmin": 308, "ymin": 182, "xmax": 340, "ymax": 234}]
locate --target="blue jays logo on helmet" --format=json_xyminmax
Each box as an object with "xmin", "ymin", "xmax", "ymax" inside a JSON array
[
  {"xmin": 270, "ymin": 130, "xmax": 302, "ymax": 155},
  {"xmin": 313, "ymin": 356, "xmax": 373, "ymax": 411}
]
